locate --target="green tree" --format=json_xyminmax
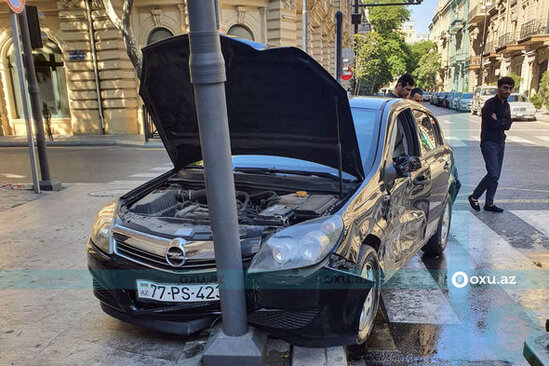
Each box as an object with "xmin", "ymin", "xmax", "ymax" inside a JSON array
[
  {"xmin": 529, "ymin": 71, "xmax": 549, "ymax": 110},
  {"xmin": 412, "ymin": 51, "xmax": 441, "ymax": 91},
  {"xmin": 364, "ymin": 0, "xmax": 410, "ymax": 37},
  {"xmin": 353, "ymin": 32, "xmax": 392, "ymax": 95},
  {"xmin": 409, "ymin": 40, "xmax": 437, "ymax": 71},
  {"xmin": 507, "ymin": 72, "xmax": 522, "ymax": 90}
]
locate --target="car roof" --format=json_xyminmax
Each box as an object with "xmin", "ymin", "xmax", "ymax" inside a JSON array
[{"xmin": 349, "ymin": 96, "xmax": 433, "ymax": 114}]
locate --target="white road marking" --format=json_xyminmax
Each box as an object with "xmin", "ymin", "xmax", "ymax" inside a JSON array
[
  {"xmin": 446, "ymin": 137, "xmax": 467, "ymax": 147},
  {"xmin": 150, "ymin": 167, "xmax": 172, "ymax": 171},
  {"xmin": 129, "ymin": 173, "xmax": 159, "ymax": 178},
  {"xmin": 506, "ymin": 136, "xmax": 537, "ymax": 145},
  {"xmin": 1, "ymin": 173, "xmax": 26, "ymax": 179},
  {"xmin": 382, "ymin": 256, "xmax": 461, "ymax": 324},
  {"xmin": 511, "ymin": 210, "xmax": 549, "ymax": 238},
  {"xmin": 107, "ymin": 180, "xmax": 147, "ymax": 186}
]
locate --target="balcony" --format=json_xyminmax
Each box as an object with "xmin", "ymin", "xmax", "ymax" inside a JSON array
[
  {"xmin": 497, "ymin": 32, "xmax": 516, "ymax": 50},
  {"xmin": 519, "ymin": 20, "xmax": 549, "ymax": 40},
  {"xmin": 470, "ymin": 56, "xmax": 481, "ymax": 69},
  {"xmin": 482, "ymin": 42, "xmax": 494, "ymax": 56},
  {"xmin": 468, "ymin": 4, "xmax": 487, "ymax": 25}
]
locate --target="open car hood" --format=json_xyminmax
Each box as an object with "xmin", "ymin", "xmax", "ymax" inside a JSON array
[{"xmin": 139, "ymin": 35, "xmax": 364, "ymax": 180}]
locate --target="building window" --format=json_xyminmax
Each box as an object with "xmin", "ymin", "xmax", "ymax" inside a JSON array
[
  {"xmin": 147, "ymin": 27, "xmax": 174, "ymax": 45},
  {"xmin": 227, "ymin": 25, "xmax": 254, "ymax": 41},
  {"xmin": 8, "ymin": 39, "xmax": 70, "ymax": 119}
]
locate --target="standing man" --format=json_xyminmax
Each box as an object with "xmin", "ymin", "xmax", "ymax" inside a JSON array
[
  {"xmin": 387, "ymin": 73, "xmax": 415, "ymax": 99},
  {"xmin": 468, "ymin": 77, "xmax": 514, "ymax": 213}
]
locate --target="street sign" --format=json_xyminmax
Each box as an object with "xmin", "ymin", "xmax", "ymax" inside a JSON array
[
  {"xmin": 342, "ymin": 48, "xmax": 354, "ymax": 64},
  {"xmin": 342, "ymin": 67, "xmax": 353, "ymax": 81},
  {"xmin": 4, "ymin": 0, "xmax": 24, "ymax": 13}
]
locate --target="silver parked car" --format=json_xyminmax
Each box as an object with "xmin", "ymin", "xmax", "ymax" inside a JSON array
[
  {"xmin": 508, "ymin": 94, "xmax": 536, "ymax": 120},
  {"xmin": 471, "ymin": 86, "xmax": 497, "ymax": 115},
  {"xmin": 451, "ymin": 92, "xmax": 463, "ymax": 110},
  {"xmin": 458, "ymin": 92, "xmax": 473, "ymax": 111}
]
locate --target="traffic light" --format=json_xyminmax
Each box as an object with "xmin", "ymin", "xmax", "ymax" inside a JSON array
[{"xmin": 352, "ymin": 13, "xmax": 362, "ymax": 25}]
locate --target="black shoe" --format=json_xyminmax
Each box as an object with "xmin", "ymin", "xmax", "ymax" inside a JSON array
[
  {"xmin": 468, "ymin": 195, "xmax": 480, "ymax": 211},
  {"xmin": 484, "ymin": 204, "xmax": 504, "ymax": 213}
]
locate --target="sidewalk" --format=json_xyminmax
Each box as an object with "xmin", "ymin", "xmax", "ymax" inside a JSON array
[
  {"xmin": 0, "ymin": 134, "xmax": 164, "ymax": 148},
  {"xmin": 0, "ymin": 184, "xmax": 347, "ymax": 366}
]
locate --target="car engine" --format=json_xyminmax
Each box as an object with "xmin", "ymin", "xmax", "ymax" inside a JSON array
[{"xmin": 127, "ymin": 186, "xmax": 339, "ymax": 227}]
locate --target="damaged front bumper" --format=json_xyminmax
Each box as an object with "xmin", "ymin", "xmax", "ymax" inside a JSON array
[{"xmin": 88, "ymin": 240, "xmax": 374, "ymax": 347}]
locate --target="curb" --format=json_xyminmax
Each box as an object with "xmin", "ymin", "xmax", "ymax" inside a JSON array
[
  {"xmin": 292, "ymin": 346, "xmax": 347, "ymax": 366},
  {"xmin": 0, "ymin": 140, "xmax": 164, "ymax": 149}
]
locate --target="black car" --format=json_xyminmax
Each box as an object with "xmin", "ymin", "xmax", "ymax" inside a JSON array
[
  {"xmin": 436, "ymin": 92, "xmax": 448, "ymax": 107},
  {"xmin": 443, "ymin": 92, "xmax": 454, "ymax": 108},
  {"xmin": 87, "ymin": 35, "xmax": 460, "ymax": 347}
]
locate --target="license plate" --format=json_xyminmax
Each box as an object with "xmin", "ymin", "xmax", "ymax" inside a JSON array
[{"xmin": 136, "ymin": 280, "xmax": 219, "ymax": 302}]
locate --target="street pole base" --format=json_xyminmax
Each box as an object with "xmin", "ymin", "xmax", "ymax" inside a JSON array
[
  {"xmin": 203, "ymin": 325, "xmax": 267, "ymax": 366},
  {"xmin": 39, "ymin": 180, "xmax": 62, "ymax": 191}
]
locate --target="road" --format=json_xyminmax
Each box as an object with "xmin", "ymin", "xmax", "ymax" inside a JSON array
[{"xmin": 0, "ymin": 105, "xmax": 547, "ymax": 365}]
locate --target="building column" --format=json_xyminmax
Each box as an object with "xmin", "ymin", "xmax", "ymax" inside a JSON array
[
  {"xmin": 520, "ymin": 50, "xmax": 536, "ymax": 96},
  {"xmin": 501, "ymin": 56, "xmax": 512, "ymax": 78},
  {"xmin": 259, "ymin": 7, "xmax": 268, "ymax": 43},
  {"xmin": 267, "ymin": 0, "xmax": 297, "ymax": 47}
]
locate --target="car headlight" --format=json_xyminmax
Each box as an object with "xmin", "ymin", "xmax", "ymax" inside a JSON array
[
  {"xmin": 248, "ymin": 215, "xmax": 344, "ymax": 273},
  {"xmin": 90, "ymin": 201, "xmax": 118, "ymax": 254}
]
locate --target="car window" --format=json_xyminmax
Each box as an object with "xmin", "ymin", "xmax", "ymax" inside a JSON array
[
  {"xmin": 482, "ymin": 88, "xmax": 497, "ymax": 95},
  {"xmin": 462, "ymin": 93, "xmax": 473, "ymax": 98},
  {"xmin": 351, "ymin": 108, "xmax": 381, "ymax": 172},
  {"xmin": 508, "ymin": 95, "xmax": 527, "ymax": 102},
  {"xmin": 390, "ymin": 109, "xmax": 419, "ymax": 160},
  {"xmin": 413, "ymin": 110, "xmax": 438, "ymax": 154},
  {"xmin": 429, "ymin": 115, "xmax": 444, "ymax": 145}
]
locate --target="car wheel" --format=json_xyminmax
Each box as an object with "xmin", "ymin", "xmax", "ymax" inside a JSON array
[
  {"xmin": 422, "ymin": 199, "xmax": 452, "ymax": 255},
  {"xmin": 355, "ymin": 245, "xmax": 381, "ymax": 344}
]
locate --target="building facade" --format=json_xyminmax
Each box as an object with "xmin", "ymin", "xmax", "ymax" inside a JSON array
[
  {"xmin": 468, "ymin": 0, "xmax": 548, "ymax": 95},
  {"xmin": 401, "ymin": 20, "xmax": 416, "ymax": 44},
  {"xmin": 0, "ymin": 0, "xmax": 352, "ymax": 136},
  {"xmin": 429, "ymin": 0, "xmax": 452, "ymax": 91},
  {"xmin": 449, "ymin": 0, "xmax": 469, "ymax": 91}
]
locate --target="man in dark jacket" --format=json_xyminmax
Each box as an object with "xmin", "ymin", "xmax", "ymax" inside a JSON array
[
  {"xmin": 468, "ymin": 77, "xmax": 514, "ymax": 213},
  {"xmin": 387, "ymin": 74, "xmax": 415, "ymax": 99}
]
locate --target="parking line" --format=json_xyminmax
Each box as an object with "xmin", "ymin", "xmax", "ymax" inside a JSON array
[
  {"xmin": 129, "ymin": 173, "xmax": 160, "ymax": 178},
  {"xmin": 506, "ymin": 136, "xmax": 537, "ymax": 145},
  {"xmin": 107, "ymin": 180, "xmax": 148, "ymax": 186}
]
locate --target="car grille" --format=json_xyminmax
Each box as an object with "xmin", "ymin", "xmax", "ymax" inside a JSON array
[
  {"xmin": 248, "ymin": 308, "xmax": 319, "ymax": 330},
  {"xmin": 114, "ymin": 235, "xmax": 217, "ymax": 271}
]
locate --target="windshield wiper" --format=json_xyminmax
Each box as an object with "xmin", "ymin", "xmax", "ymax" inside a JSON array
[{"xmin": 233, "ymin": 167, "xmax": 351, "ymax": 181}]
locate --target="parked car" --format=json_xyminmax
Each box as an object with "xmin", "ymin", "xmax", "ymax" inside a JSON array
[
  {"xmin": 87, "ymin": 35, "xmax": 460, "ymax": 348},
  {"xmin": 458, "ymin": 92, "xmax": 474, "ymax": 111},
  {"xmin": 436, "ymin": 92, "xmax": 448, "ymax": 106},
  {"xmin": 508, "ymin": 94, "xmax": 537, "ymax": 120},
  {"xmin": 442, "ymin": 92, "xmax": 454, "ymax": 108},
  {"xmin": 471, "ymin": 86, "xmax": 497, "ymax": 115},
  {"xmin": 423, "ymin": 91, "xmax": 431, "ymax": 102},
  {"xmin": 431, "ymin": 92, "xmax": 440, "ymax": 105},
  {"xmin": 451, "ymin": 92, "xmax": 463, "ymax": 110}
]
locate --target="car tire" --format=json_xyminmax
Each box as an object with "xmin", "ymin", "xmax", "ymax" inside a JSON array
[
  {"xmin": 355, "ymin": 245, "xmax": 381, "ymax": 344},
  {"xmin": 422, "ymin": 198, "xmax": 452, "ymax": 256}
]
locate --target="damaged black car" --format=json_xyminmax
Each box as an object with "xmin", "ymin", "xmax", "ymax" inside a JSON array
[{"xmin": 87, "ymin": 35, "xmax": 460, "ymax": 347}]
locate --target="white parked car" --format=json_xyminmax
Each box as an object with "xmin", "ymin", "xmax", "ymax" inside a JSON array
[
  {"xmin": 458, "ymin": 92, "xmax": 473, "ymax": 111},
  {"xmin": 508, "ymin": 94, "xmax": 536, "ymax": 120}
]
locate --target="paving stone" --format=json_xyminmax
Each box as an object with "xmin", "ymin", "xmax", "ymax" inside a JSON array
[
  {"xmin": 0, "ymin": 321, "xmax": 61, "ymax": 365},
  {"xmin": 27, "ymin": 335, "xmax": 115, "ymax": 366},
  {"xmin": 99, "ymin": 349, "xmax": 176, "ymax": 366}
]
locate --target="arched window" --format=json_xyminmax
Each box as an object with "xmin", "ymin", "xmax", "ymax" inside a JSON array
[
  {"xmin": 8, "ymin": 39, "xmax": 69, "ymax": 118},
  {"xmin": 147, "ymin": 27, "xmax": 174, "ymax": 45},
  {"xmin": 227, "ymin": 25, "xmax": 254, "ymax": 41}
]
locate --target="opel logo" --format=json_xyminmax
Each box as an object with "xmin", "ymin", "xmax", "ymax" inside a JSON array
[{"xmin": 166, "ymin": 238, "xmax": 187, "ymax": 267}]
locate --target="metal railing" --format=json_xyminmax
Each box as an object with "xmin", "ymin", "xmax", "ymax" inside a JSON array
[
  {"xmin": 498, "ymin": 32, "xmax": 516, "ymax": 48},
  {"xmin": 520, "ymin": 19, "xmax": 549, "ymax": 39},
  {"xmin": 142, "ymin": 105, "xmax": 160, "ymax": 141},
  {"xmin": 482, "ymin": 41, "xmax": 494, "ymax": 55}
]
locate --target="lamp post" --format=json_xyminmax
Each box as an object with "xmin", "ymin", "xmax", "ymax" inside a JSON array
[{"xmin": 478, "ymin": 0, "xmax": 492, "ymax": 86}]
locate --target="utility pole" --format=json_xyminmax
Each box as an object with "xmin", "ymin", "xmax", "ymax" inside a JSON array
[
  {"xmin": 9, "ymin": 9, "xmax": 40, "ymax": 193},
  {"xmin": 302, "ymin": 0, "xmax": 308, "ymax": 52},
  {"xmin": 335, "ymin": 11, "xmax": 343, "ymax": 83},
  {"xmin": 18, "ymin": 8, "xmax": 61, "ymax": 191},
  {"xmin": 185, "ymin": 1, "xmax": 266, "ymax": 365}
]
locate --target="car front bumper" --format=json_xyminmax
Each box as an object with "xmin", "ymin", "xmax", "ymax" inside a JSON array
[{"xmin": 87, "ymin": 240, "xmax": 373, "ymax": 347}]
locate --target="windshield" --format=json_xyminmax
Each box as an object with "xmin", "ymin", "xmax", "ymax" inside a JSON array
[
  {"xmin": 508, "ymin": 95, "xmax": 527, "ymax": 102},
  {"xmin": 482, "ymin": 88, "xmax": 497, "ymax": 95},
  {"xmin": 462, "ymin": 93, "xmax": 473, "ymax": 98}
]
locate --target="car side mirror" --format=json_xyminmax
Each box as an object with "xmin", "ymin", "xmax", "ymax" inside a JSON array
[{"xmin": 393, "ymin": 155, "xmax": 421, "ymax": 177}]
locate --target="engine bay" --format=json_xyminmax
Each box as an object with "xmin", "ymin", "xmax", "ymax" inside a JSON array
[{"xmin": 125, "ymin": 185, "xmax": 340, "ymax": 228}]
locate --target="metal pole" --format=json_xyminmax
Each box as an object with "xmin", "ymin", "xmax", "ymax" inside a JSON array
[
  {"xmin": 9, "ymin": 10, "xmax": 40, "ymax": 194},
  {"xmin": 335, "ymin": 11, "xmax": 342, "ymax": 83},
  {"xmin": 186, "ymin": 0, "xmax": 248, "ymax": 337},
  {"xmin": 18, "ymin": 8, "xmax": 60, "ymax": 190},
  {"xmin": 302, "ymin": 0, "xmax": 308, "ymax": 52},
  {"xmin": 354, "ymin": 0, "xmax": 359, "ymax": 34},
  {"xmin": 479, "ymin": 10, "xmax": 488, "ymax": 86},
  {"xmin": 85, "ymin": 0, "xmax": 105, "ymax": 134}
]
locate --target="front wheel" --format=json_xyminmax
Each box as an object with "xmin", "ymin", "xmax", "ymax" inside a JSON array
[
  {"xmin": 422, "ymin": 199, "xmax": 452, "ymax": 255},
  {"xmin": 355, "ymin": 246, "xmax": 381, "ymax": 344}
]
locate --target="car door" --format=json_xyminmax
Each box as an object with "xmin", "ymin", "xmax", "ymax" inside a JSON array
[
  {"xmin": 383, "ymin": 108, "xmax": 429, "ymax": 266},
  {"xmin": 412, "ymin": 109, "xmax": 451, "ymax": 242}
]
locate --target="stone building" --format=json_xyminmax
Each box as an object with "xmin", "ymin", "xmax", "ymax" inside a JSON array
[
  {"xmin": 0, "ymin": 0, "xmax": 352, "ymax": 136},
  {"xmin": 468, "ymin": 0, "xmax": 548, "ymax": 95},
  {"xmin": 429, "ymin": 0, "xmax": 452, "ymax": 91}
]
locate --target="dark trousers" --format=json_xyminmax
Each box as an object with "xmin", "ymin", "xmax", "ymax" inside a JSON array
[{"xmin": 472, "ymin": 141, "xmax": 505, "ymax": 206}]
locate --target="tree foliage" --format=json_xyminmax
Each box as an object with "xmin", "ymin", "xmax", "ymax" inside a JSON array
[
  {"xmin": 353, "ymin": 32, "xmax": 393, "ymax": 95},
  {"xmin": 364, "ymin": 0, "xmax": 410, "ymax": 37},
  {"xmin": 529, "ymin": 71, "xmax": 549, "ymax": 110},
  {"xmin": 507, "ymin": 72, "xmax": 522, "ymax": 90},
  {"xmin": 412, "ymin": 50, "xmax": 441, "ymax": 91}
]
